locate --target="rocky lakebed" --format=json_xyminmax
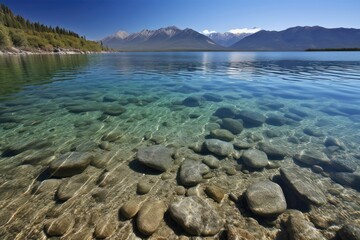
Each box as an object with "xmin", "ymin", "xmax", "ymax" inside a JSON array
[{"xmin": 0, "ymin": 53, "xmax": 360, "ymax": 240}]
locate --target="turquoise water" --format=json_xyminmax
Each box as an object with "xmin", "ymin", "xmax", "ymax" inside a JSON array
[{"xmin": 0, "ymin": 52, "xmax": 359, "ymax": 239}]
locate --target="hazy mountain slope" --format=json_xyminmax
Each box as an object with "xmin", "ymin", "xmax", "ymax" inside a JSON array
[{"xmin": 231, "ymin": 26, "xmax": 360, "ymax": 50}]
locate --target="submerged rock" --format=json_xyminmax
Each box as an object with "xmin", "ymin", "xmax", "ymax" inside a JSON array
[
  {"xmin": 285, "ymin": 215, "xmax": 326, "ymax": 240},
  {"xmin": 182, "ymin": 96, "xmax": 205, "ymax": 107},
  {"xmin": 280, "ymin": 167, "xmax": 327, "ymax": 206},
  {"xmin": 213, "ymin": 106, "xmax": 239, "ymax": 118},
  {"xmin": 49, "ymin": 152, "xmax": 93, "ymax": 177},
  {"xmin": 294, "ymin": 149, "xmax": 331, "ymax": 166},
  {"xmin": 203, "ymin": 93, "xmax": 223, "ymax": 102},
  {"xmin": 136, "ymin": 145, "xmax": 173, "ymax": 172},
  {"xmin": 136, "ymin": 200, "xmax": 167, "ymax": 236},
  {"xmin": 169, "ymin": 196, "xmax": 224, "ymax": 236},
  {"xmin": 44, "ymin": 214, "xmax": 75, "ymax": 236},
  {"xmin": 245, "ymin": 180, "xmax": 287, "ymax": 216},
  {"xmin": 120, "ymin": 198, "xmax": 143, "ymax": 220},
  {"xmin": 226, "ymin": 224, "xmax": 256, "ymax": 240},
  {"xmin": 202, "ymin": 155, "xmax": 220, "ymax": 169},
  {"xmin": 242, "ymin": 149, "xmax": 268, "ymax": 169},
  {"xmin": 338, "ymin": 223, "xmax": 360, "ymax": 240},
  {"xmin": 330, "ymin": 172, "xmax": 360, "ymax": 190},
  {"xmin": 331, "ymin": 158, "xmax": 357, "ymax": 172},
  {"xmin": 204, "ymin": 139, "xmax": 234, "ymax": 157},
  {"xmin": 236, "ymin": 110, "xmax": 266, "ymax": 127},
  {"xmin": 179, "ymin": 160, "xmax": 210, "ymax": 187},
  {"xmin": 257, "ymin": 142, "xmax": 287, "ymax": 159},
  {"xmin": 205, "ymin": 185, "xmax": 227, "ymax": 203},
  {"xmin": 303, "ymin": 127, "xmax": 324, "ymax": 137},
  {"xmin": 221, "ymin": 118, "xmax": 243, "ymax": 134},
  {"xmin": 210, "ymin": 129, "xmax": 235, "ymax": 141}
]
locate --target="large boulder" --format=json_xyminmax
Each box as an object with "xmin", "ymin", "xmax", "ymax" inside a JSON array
[
  {"xmin": 242, "ymin": 149, "xmax": 268, "ymax": 169},
  {"xmin": 179, "ymin": 160, "xmax": 210, "ymax": 187},
  {"xmin": 245, "ymin": 180, "xmax": 287, "ymax": 216},
  {"xmin": 221, "ymin": 118, "xmax": 243, "ymax": 134},
  {"xmin": 236, "ymin": 110, "xmax": 266, "ymax": 127},
  {"xmin": 338, "ymin": 223, "xmax": 360, "ymax": 240},
  {"xmin": 294, "ymin": 149, "xmax": 331, "ymax": 166},
  {"xmin": 49, "ymin": 152, "xmax": 93, "ymax": 177},
  {"xmin": 204, "ymin": 139, "xmax": 234, "ymax": 157},
  {"xmin": 280, "ymin": 167, "xmax": 327, "ymax": 206},
  {"xmin": 330, "ymin": 172, "xmax": 360, "ymax": 190},
  {"xmin": 136, "ymin": 145, "xmax": 173, "ymax": 172},
  {"xmin": 169, "ymin": 196, "xmax": 224, "ymax": 236}
]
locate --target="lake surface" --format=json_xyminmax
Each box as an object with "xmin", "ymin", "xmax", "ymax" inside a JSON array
[{"xmin": 0, "ymin": 52, "xmax": 359, "ymax": 239}]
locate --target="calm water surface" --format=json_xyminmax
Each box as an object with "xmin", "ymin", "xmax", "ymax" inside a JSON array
[{"xmin": 0, "ymin": 52, "xmax": 359, "ymax": 239}]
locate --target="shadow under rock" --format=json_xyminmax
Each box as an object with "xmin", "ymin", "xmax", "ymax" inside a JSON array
[{"xmin": 128, "ymin": 159, "xmax": 163, "ymax": 175}]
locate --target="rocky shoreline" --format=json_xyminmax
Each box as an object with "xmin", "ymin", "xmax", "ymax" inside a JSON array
[{"xmin": 0, "ymin": 47, "xmax": 109, "ymax": 56}]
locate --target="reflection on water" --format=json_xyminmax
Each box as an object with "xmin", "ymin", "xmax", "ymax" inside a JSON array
[{"xmin": 0, "ymin": 52, "xmax": 359, "ymax": 239}]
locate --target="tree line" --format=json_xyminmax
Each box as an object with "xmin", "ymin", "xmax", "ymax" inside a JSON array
[{"xmin": 0, "ymin": 4, "xmax": 104, "ymax": 51}]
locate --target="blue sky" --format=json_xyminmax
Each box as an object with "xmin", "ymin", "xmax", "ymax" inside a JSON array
[{"xmin": 2, "ymin": 0, "xmax": 360, "ymax": 40}]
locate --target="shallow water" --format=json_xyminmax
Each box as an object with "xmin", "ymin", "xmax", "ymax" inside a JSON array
[{"xmin": 0, "ymin": 52, "xmax": 359, "ymax": 239}]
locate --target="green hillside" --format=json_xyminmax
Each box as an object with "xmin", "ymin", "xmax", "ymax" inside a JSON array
[{"xmin": 0, "ymin": 4, "xmax": 105, "ymax": 52}]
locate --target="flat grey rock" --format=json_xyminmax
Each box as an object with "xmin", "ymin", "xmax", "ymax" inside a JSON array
[
  {"xmin": 236, "ymin": 110, "xmax": 266, "ymax": 127},
  {"xmin": 245, "ymin": 180, "xmax": 287, "ymax": 216},
  {"xmin": 210, "ymin": 129, "xmax": 235, "ymax": 141},
  {"xmin": 204, "ymin": 139, "xmax": 234, "ymax": 157},
  {"xmin": 294, "ymin": 149, "xmax": 331, "ymax": 166},
  {"xmin": 280, "ymin": 167, "xmax": 327, "ymax": 206},
  {"xmin": 179, "ymin": 160, "xmax": 210, "ymax": 187},
  {"xmin": 49, "ymin": 152, "xmax": 93, "ymax": 177},
  {"xmin": 242, "ymin": 149, "xmax": 268, "ymax": 169},
  {"xmin": 285, "ymin": 215, "xmax": 326, "ymax": 240},
  {"xmin": 136, "ymin": 145, "xmax": 173, "ymax": 172},
  {"xmin": 257, "ymin": 142, "xmax": 287, "ymax": 160},
  {"xmin": 169, "ymin": 196, "xmax": 224, "ymax": 236}
]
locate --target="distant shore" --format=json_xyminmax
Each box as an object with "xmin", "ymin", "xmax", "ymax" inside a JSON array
[{"xmin": 0, "ymin": 47, "xmax": 109, "ymax": 56}]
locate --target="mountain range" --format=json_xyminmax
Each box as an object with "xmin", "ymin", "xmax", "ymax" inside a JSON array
[
  {"xmin": 102, "ymin": 26, "xmax": 222, "ymax": 51},
  {"xmin": 102, "ymin": 26, "xmax": 360, "ymax": 51}
]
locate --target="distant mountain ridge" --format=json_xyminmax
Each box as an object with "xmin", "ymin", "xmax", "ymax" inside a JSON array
[
  {"xmin": 204, "ymin": 28, "xmax": 261, "ymax": 47},
  {"xmin": 231, "ymin": 26, "xmax": 360, "ymax": 51},
  {"xmin": 102, "ymin": 26, "xmax": 223, "ymax": 51}
]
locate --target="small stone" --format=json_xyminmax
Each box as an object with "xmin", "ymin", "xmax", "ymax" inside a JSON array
[
  {"xmin": 213, "ymin": 106, "xmax": 239, "ymax": 118},
  {"xmin": 94, "ymin": 219, "xmax": 116, "ymax": 239},
  {"xmin": 179, "ymin": 160, "xmax": 210, "ymax": 187},
  {"xmin": 136, "ymin": 145, "xmax": 173, "ymax": 172},
  {"xmin": 182, "ymin": 96, "xmax": 204, "ymax": 107},
  {"xmin": 44, "ymin": 214, "xmax": 74, "ymax": 236},
  {"xmin": 338, "ymin": 223, "xmax": 360, "ymax": 240},
  {"xmin": 56, "ymin": 181, "xmax": 83, "ymax": 201},
  {"xmin": 225, "ymin": 167, "xmax": 237, "ymax": 175},
  {"xmin": 120, "ymin": 199, "xmax": 142, "ymax": 219},
  {"xmin": 175, "ymin": 186, "xmax": 186, "ymax": 195},
  {"xmin": 242, "ymin": 149, "xmax": 268, "ymax": 169},
  {"xmin": 203, "ymin": 172, "xmax": 216, "ymax": 179},
  {"xmin": 221, "ymin": 118, "xmax": 243, "ymax": 134},
  {"xmin": 169, "ymin": 196, "xmax": 224, "ymax": 236},
  {"xmin": 325, "ymin": 137, "xmax": 345, "ymax": 149},
  {"xmin": 303, "ymin": 127, "xmax": 324, "ymax": 137},
  {"xmin": 101, "ymin": 131, "xmax": 122, "ymax": 142},
  {"xmin": 311, "ymin": 165, "xmax": 323, "ymax": 174},
  {"xmin": 226, "ymin": 224, "xmax": 256, "ymax": 240},
  {"xmin": 161, "ymin": 172, "xmax": 172, "ymax": 180},
  {"xmin": 204, "ymin": 139, "xmax": 234, "ymax": 157},
  {"xmin": 202, "ymin": 155, "xmax": 220, "ymax": 169},
  {"xmin": 137, "ymin": 180, "xmax": 152, "ymax": 194},
  {"xmin": 103, "ymin": 106, "xmax": 126, "ymax": 116},
  {"xmin": 136, "ymin": 200, "xmax": 167, "ymax": 235},
  {"xmin": 210, "ymin": 129, "xmax": 235, "ymax": 141},
  {"xmin": 99, "ymin": 142, "xmax": 111, "ymax": 151},
  {"xmin": 48, "ymin": 152, "xmax": 93, "ymax": 177},
  {"xmin": 205, "ymin": 185, "xmax": 227, "ymax": 203},
  {"xmin": 245, "ymin": 181, "xmax": 287, "ymax": 216}
]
